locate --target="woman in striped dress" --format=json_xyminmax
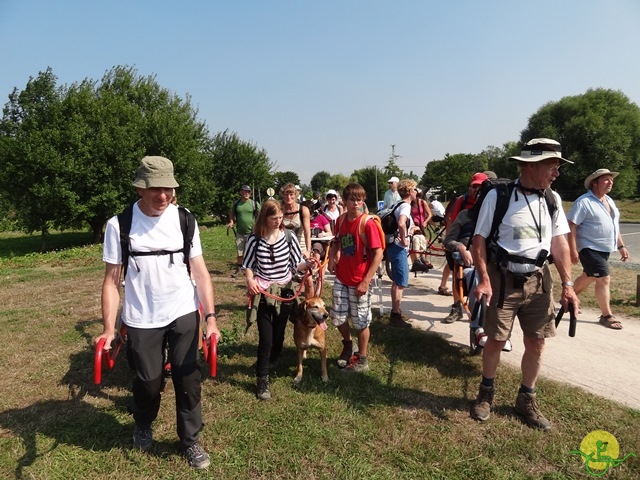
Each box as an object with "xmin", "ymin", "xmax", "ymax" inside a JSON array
[{"xmin": 243, "ymin": 199, "xmax": 307, "ymax": 400}]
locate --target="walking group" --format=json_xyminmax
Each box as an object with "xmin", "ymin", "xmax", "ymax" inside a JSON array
[{"xmin": 94, "ymin": 138, "xmax": 629, "ymax": 468}]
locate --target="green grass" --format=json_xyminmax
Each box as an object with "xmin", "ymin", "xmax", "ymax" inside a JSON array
[{"xmin": 0, "ymin": 224, "xmax": 639, "ymax": 479}]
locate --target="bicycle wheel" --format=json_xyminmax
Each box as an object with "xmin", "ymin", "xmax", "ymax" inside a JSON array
[
  {"xmin": 426, "ymin": 223, "xmax": 445, "ymax": 247},
  {"xmin": 425, "ymin": 246, "xmax": 447, "ymax": 270},
  {"xmin": 385, "ymin": 257, "xmax": 393, "ymax": 280}
]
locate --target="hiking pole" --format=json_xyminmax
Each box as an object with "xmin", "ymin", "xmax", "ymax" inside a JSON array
[{"xmin": 554, "ymin": 303, "xmax": 577, "ymax": 337}]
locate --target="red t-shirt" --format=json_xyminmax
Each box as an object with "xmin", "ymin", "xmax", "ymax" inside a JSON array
[{"xmin": 335, "ymin": 214, "xmax": 383, "ymax": 287}]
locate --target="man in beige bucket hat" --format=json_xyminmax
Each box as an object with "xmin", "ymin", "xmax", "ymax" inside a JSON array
[
  {"xmin": 567, "ymin": 168, "xmax": 629, "ymax": 330},
  {"xmin": 97, "ymin": 156, "xmax": 220, "ymax": 469}
]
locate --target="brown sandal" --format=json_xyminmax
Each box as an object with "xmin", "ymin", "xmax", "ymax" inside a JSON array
[
  {"xmin": 438, "ymin": 286, "xmax": 453, "ymax": 296},
  {"xmin": 599, "ymin": 315, "xmax": 623, "ymax": 330}
]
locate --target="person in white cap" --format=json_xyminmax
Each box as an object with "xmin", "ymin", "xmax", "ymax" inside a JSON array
[
  {"xmin": 470, "ymin": 138, "xmax": 579, "ymax": 431},
  {"xmin": 322, "ymin": 189, "xmax": 343, "ymax": 230},
  {"xmin": 295, "ymin": 184, "xmax": 305, "ymax": 203},
  {"xmin": 383, "ymin": 176, "xmax": 401, "ymax": 209},
  {"xmin": 567, "ymin": 168, "xmax": 629, "ymax": 330}
]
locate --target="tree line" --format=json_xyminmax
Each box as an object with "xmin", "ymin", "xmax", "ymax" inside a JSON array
[{"xmin": 1, "ymin": 66, "xmax": 639, "ymax": 245}]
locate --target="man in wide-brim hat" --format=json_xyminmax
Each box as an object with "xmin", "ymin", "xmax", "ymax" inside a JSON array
[{"xmin": 470, "ymin": 138, "xmax": 580, "ymax": 431}]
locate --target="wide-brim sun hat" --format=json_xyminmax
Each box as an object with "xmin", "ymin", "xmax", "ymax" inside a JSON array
[
  {"xmin": 584, "ymin": 168, "xmax": 619, "ymax": 190},
  {"xmin": 132, "ymin": 156, "xmax": 179, "ymax": 189},
  {"xmin": 509, "ymin": 138, "xmax": 573, "ymax": 165}
]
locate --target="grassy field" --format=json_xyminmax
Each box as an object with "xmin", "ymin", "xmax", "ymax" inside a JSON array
[{"xmin": 0, "ymin": 219, "xmax": 639, "ymax": 479}]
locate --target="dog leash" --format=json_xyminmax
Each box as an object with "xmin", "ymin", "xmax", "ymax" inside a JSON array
[{"xmin": 254, "ymin": 257, "xmax": 321, "ymax": 302}]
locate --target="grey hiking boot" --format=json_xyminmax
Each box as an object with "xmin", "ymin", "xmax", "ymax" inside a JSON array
[
  {"xmin": 442, "ymin": 303, "xmax": 463, "ymax": 324},
  {"xmin": 256, "ymin": 375, "xmax": 271, "ymax": 400},
  {"xmin": 337, "ymin": 340, "xmax": 353, "ymax": 368},
  {"xmin": 514, "ymin": 391, "xmax": 552, "ymax": 431},
  {"xmin": 342, "ymin": 353, "xmax": 369, "ymax": 373},
  {"xmin": 470, "ymin": 384, "xmax": 494, "ymax": 422},
  {"xmin": 132, "ymin": 425, "xmax": 153, "ymax": 451},
  {"xmin": 185, "ymin": 442, "xmax": 210, "ymax": 469}
]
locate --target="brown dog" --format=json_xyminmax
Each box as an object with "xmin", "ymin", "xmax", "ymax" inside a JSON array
[{"xmin": 293, "ymin": 297, "xmax": 329, "ymax": 383}]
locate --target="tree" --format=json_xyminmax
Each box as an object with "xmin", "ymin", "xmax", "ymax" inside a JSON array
[
  {"xmin": 480, "ymin": 143, "xmax": 520, "ymax": 180},
  {"xmin": 421, "ymin": 153, "xmax": 485, "ymax": 199},
  {"xmin": 208, "ymin": 130, "xmax": 274, "ymax": 220},
  {"xmin": 272, "ymin": 171, "xmax": 301, "ymax": 196},
  {"xmin": 350, "ymin": 166, "xmax": 383, "ymax": 210},
  {"xmin": 521, "ymin": 88, "xmax": 640, "ymax": 199},
  {"xmin": 0, "ymin": 66, "xmax": 215, "ymax": 243},
  {"xmin": 0, "ymin": 68, "xmax": 68, "ymax": 244},
  {"xmin": 310, "ymin": 170, "xmax": 331, "ymax": 193}
]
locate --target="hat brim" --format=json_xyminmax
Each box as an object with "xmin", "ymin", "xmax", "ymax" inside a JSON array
[
  {"xmin": 509, "ymin": 152, "xmax": 573, "ymax": 165},
  {"xmin": 133, "ymin": 177, "xmax": 180, "ymax": 189},
  {"xmin": 584, "ymin": 171, "xmax": 619, "ymax": 190}
]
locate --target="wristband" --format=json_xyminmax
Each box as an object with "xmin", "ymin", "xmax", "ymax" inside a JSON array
[
  {"xmin": 561, "ymin": 281, "xmax": 574, "ymax": 287},
  {"xmin": 618, "ymin": 245, "xmax": 626, "ymax": 250},
  {"xmin": 204, "ymin": 312, "xmax": 218, "ymax": 321}
]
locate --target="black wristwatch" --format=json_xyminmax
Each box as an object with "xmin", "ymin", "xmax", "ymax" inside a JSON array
[{"xmin": 204, "ymin": 312, "xmax": 218, "ymax": 321}]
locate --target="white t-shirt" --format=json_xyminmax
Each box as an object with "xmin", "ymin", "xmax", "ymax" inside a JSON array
[
  {"xmin": 430, "ymin": 200, "xmax": 445, "ymax": 217},
  {"xmin": 474, "ymin": 187, "xmax": 569, "ymax": 273},
  {"xmin": 393, "ymin": 201, "xmax": 414, "ymax": 249},
  {"xmin": 103, "ymin": 202, "xmax": 203, "ymax": 328}
]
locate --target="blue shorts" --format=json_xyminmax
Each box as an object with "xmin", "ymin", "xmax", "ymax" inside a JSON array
[
  {"xmin": 579, "ymin": 248, "xmax": 610, "ymax": 278},
  {"xmin": 387, "ymin": 242, "xmax": 409, "ymax": 287}
]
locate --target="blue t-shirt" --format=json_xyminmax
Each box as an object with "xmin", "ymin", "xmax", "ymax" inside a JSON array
[{"xmin": 567, "ymin": 190, "xmax": 619, "ymax": 253}]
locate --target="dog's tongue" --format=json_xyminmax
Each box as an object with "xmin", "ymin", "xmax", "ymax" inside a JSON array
[{"xmin": 319, "ymin": 320, "xmax": 328, "ymax": 331}]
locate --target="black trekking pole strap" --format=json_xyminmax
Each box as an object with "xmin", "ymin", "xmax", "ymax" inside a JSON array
[
  {"xmin": 497, "ymin": 268, "xmax": 506, "ymax": 309},
  {"xmin": 554, "ymin": 303, "xmax": 577, "ymax": 337}
]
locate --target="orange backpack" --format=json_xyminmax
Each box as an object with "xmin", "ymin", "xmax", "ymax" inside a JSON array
[{"xmin": 335, "ymin": 213, "xmax": 386, "ymax": 260}]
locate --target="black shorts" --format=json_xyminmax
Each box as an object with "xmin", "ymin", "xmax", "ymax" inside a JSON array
[
  {"xmin": 579, "ymin": 248, "xmax": 610, "ymax": 278},
  {"xmin": 445, "ymin": 251, "xmax": 454, "ymax": 270}
]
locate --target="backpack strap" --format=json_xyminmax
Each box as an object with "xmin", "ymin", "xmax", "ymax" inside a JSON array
[
  {"xmin": 117, "ymin": 203, "xmax": 135, "ymax": 279},
  {"xmin": 543, "ymin": 188, "xmax": 557, "ymax": 220},
  {"xmin": 178, "ymin": 206, "xmax": 196, "ymax": 276},
  {"xmin": 117, "ymin": 203, "xmax": 196, "ymax": 279},
  {"xmin": 487, "ymin": 182, "xmax": 515, "ymax": 244}
]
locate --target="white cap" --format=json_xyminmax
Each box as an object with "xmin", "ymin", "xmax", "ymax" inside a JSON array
[
  {"xmin": 326, "ymin": 189, "xmax": 338, "ymax": 197},
  {"xmin": 388, "ymin": 176, "xmax": 399, "ymax": 183},
  {"xmin": 295, "ymin": 185, "xmax": 301, "ymax": 190}
]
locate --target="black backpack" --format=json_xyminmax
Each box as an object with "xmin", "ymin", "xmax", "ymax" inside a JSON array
[
  {"xmin": 380, "ymin": 202, "xmax": 407, "ymax": 235},
  {"xmin": 468, "ymin": 178, "xmax": 558, "ymax": 247},
  {"xmin": 118, "ymin": 203, "xmax": 196, "ymax": 279}
]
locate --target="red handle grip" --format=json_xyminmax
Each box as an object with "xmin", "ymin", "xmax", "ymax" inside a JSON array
[
  {"xmin": 93, "ymin": 325, "xmax": 126, "ymax": 385},
  {"xmin": 94, "ymin": 338, "xmax": 106, "ymax": 384},
  {"xmin": 202, "ymin": 333, "xmax": 218, "ymax": 377}
]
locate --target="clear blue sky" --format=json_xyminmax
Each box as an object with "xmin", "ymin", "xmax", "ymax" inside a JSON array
[{"xmin": 1, "ymin": 0, "xmax": 639, "ymax": 184}]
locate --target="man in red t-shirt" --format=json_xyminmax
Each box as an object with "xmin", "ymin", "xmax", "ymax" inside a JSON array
[
  {"xmin": 328, "ymin": 183, "xmax": 383, "ymax": 373},
  {"xmin": 437, "ymin": 172, "xmax": 488, "ymax": 297}
]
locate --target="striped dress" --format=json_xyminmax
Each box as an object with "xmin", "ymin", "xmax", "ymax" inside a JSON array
[{"xmin": 242, "ymin": 230, "xmax": 302, "ymax": 283}]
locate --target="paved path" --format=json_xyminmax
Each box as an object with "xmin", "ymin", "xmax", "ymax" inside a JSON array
[{"xmin": 366, "ymin": 268, "xmax": 640, "ymax": 411}]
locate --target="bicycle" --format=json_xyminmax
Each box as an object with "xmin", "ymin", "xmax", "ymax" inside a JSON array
[
  {"xmin": 424, "ymin": 219, "xmax": 446, "ymax": 248},
  {"xmin": 383, "ymin": 226, "xmax": 447, "ymax": 278}
]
